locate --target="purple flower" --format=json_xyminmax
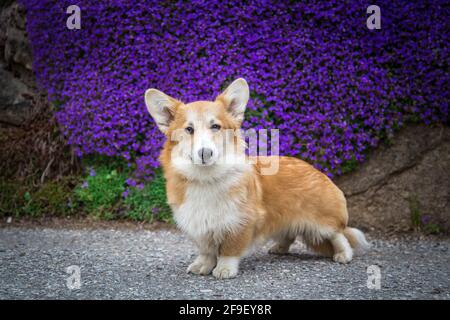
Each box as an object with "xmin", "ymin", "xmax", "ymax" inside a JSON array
[
  {"xmin": 126, "ymin": 178, "xmax": 137, "ymax": 187},
  {"xmin": 421, "ymin": 215, "xmax": 432, "ymax": 225},
  {"xmin": 81, "ymin": 181, "xmax": 89, "ymax": 189},
  {"xmin": 152, "ymin": 207, "xmax": 160, "ymax": 216},
  {"xmin": 20, "ymin": 0, "xmax": 449, "ymax": 179}
]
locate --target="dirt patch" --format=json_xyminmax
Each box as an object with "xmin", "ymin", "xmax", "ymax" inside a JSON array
[
  {"xmin": 336, "ymin": 124, "xmax": 450, "ymax": 234},
  {"xmin": 0, "ymin": 215, "xmax": 177, "ymax": 232}
]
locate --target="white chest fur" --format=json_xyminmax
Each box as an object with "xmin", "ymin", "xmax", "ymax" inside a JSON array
[{"xmin": 174, "ymin": 177, "xmax": 245, "ymax": 243}]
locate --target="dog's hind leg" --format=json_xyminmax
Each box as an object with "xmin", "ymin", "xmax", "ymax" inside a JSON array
[
  {"xmin": 268, "ymin": 234, "xmax": 296, "ymax": 255},
  {"xmin": 306, "ymin": 239, "xmax": 334, "ymax": 257},
  {"xmin": 330, "ymin": 232, "xmax": 353, "ymax": 263},
  {"xmin": 304, "ymin": 229, "xmax": 353, "ymax": 263}
]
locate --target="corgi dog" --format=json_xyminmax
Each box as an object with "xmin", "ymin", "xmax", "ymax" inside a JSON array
[{"xmin": 144, "ymin": 78, "xmax": 369, "ymax": 279}]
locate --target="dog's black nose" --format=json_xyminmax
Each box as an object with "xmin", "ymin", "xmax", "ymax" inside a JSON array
[{"xmin": 198, "ymin": 148, "xmax": 213, "ymax": 162}]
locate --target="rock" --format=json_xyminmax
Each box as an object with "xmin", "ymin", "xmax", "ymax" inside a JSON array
[
  {"xmin": 336, "ymin": 125, "xmax": 450, "ymax": 234},
  {"xmin": 5, "ymin": 25, "xmax": 32, "ymax": 70},
  {"xmin": 0, "ymin": 1, "xmax": 37, "ymax": 126},
  {"xmin": 0, "ymin": 67, "xmax": 35, "ymax": 126},
  {"xmin": 1, "ymin": 2, "xmax": 32, "ymax": 70}
]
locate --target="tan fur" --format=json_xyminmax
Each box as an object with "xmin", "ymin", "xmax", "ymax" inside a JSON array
[
  {"xmin": 343, "ymin": 227, "xmax": 362, "ymax": 249},
  {"xmin": 146, "ymin": 80, "xmax": 368, "ymax": 278},
  {"xmin": 307, "ymin": 240, "xmax": 335, "ymax": 257}
]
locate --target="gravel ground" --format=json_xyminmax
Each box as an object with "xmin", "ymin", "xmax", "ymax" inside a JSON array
[{"xmin": 0, "ymin": 227, "xmax": 448, "ymax": 299}]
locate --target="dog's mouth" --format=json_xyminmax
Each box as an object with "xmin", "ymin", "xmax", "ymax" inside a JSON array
[
  {"xmin": 195, "ymin": 158, "xmax": 216, "ymax": 167},
  {"xmin": 187, "ymin": 154, "xmax": 215, "ymax": 166}
]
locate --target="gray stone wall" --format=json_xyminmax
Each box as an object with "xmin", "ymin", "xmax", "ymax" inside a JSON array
[{"xmin": 0, "ymin": 1, "xmax": 36, "ymax": 127}]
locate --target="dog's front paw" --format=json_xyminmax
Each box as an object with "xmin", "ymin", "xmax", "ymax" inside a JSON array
[
  {"xmin": 212, "ymin": 257, "xmax": 239, "ymax": 279},
  {"xmin": 187, "ymin": 256, "xmax": 216, "ymax": 275},
  {"xmin": 212, "ymin": 265, "xmax": 238, "ymax": 279}
]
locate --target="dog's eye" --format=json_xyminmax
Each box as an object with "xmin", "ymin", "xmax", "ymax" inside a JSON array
[
  {"xmin": 185, "ymin": 126, "xmax": 194, "ymax": 134},
  {"xmin": 211, "ymin": 124, "xmax": 221, "ymax": 131}
]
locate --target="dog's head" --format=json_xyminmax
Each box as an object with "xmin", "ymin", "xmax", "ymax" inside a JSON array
[{"xmin": 145, "ymin": 78, "xmax": 249, "ymax": 180}]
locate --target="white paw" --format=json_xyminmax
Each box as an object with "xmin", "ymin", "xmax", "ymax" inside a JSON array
[
  {"xmin": 187, "ymin": 256, "xmax": 216, "ymax": 275},
  {"xmin": 212, "ymin": 257, "xmax": 239, "ymax": 279},
  {"xmin": 333, "ymin": 251, "xmax": 353, "ymax": 264},
  {"xmin": 212, "ymin": 265, "xmax": 238, "ymax": 279},
  {"xmin": 268, "ymin": 244, "xmax": 289, "ymax": 255}
]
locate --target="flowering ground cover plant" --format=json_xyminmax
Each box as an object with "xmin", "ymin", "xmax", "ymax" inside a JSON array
[{"xmin": 22, "ymin": 0, "xmax": 449, "ymax": 179}]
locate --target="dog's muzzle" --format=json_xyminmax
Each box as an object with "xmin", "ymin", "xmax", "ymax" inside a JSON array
[{"xmin": 198, "ymin": 147, "xmax": 213, "ymax": 164}]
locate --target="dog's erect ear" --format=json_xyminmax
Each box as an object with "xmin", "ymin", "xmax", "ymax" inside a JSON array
[
  {"xmin": 216, "ymin": 78, "xmax": 249, "ymax": 123},
  {"xmin": 145, "ymin": 89, "xmax": 181, "ymax": 134}
]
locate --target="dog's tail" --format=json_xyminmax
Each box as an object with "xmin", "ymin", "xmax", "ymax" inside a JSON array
[{"xmin": 343, "ymin": 227, "xmax": 370, "ymax": 255}]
